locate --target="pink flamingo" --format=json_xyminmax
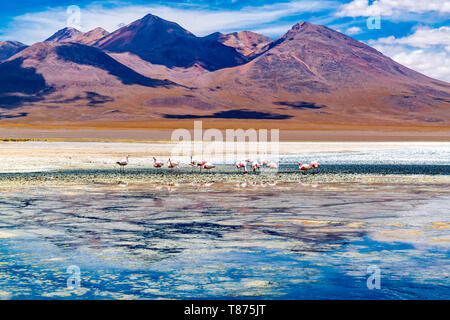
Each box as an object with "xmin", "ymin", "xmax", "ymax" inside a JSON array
[
  {"xmin": 153, "ymin": 157, "xmax": 164, "ymax": 168},
  {"xmin": 116, "ymin": 155, "xmax": 129, "ymax": 172},
  {"xmin": 266, "ymin": 161, "xmax": 279, "ymax": 169},
  {"xmin": 167, "ymin": 158, "xmax": 180, "ymax": 169},
  {"xmin": 235, "ymin": 160, "xmax": 246, "ymax": 172},
  {"xmin": 189, "ymin": 156, "xmax": 198, "ymax": 172},
  {"xmin": 197, "ymin": 159, "xmax": 207, "ymax": 172},
  {"xmin": 202, "ymin": 162, "xmax": 215, "ymax": 173},
  {"xmin": 251, "ymin": 160, "xmax": 261, "ymax": 172},
  {"xmin": 298, "ymin": 161, "xmax": 313, "ymax": 171},
  {"xmin": 260, "ymin": 159, "xmax": 268, "ymax": 166},
  {"xmin": 299, "ymin": 161, "xmax": 320, "ymax": 173}
]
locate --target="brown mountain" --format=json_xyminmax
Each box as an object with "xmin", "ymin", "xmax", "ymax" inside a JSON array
[
  {"xmin": 0, "ymin": 17, "xmax": 448, "ymax": 128},
  {"xmin": 95, "ymin": 14, "xmax": 248, "ymax": 71},
  {"xmin": 189, "ymin": 22, "xmax": 450, "ymax": 125},
  {"xmin": 203, "ymin": 31, "xmax": 272, "ymax": 57},
  {"xmin": 0, "ymin": 41, "xmax": 28, "ymax": 62},
  {"xmin": 0, "ymin": 42, "xmax": 181, "ymax": 116},
  {"xmin": 75, "ymin": 27, "xmax": 110, "ymax": 46},
  {"xmin": 45, "ymin": 27, "xmax": 83, "ymax": 43}
]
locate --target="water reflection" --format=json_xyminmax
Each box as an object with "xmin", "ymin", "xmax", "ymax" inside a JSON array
[{"xmin": 0, "ymin": 182, "xmax": 449, "ymax": 299}]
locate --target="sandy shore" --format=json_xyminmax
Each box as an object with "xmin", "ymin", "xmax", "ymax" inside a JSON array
[{"xmin": 0, "ymin": 126, "xmax": 449, "ymax": 142}]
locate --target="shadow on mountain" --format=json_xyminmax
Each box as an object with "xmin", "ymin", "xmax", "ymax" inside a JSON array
[
  {"xmin": 55, "ymin": 43, "xmax": 178, "ymax": 88},
  {"xmin": 0, "ymin": 58, "xmax": 53, "ymax": 109},
  {"xmin": 147, "ymin": 95, "xmax": 217, "ymax": 110},
  {"xmin": 163, "ymin": 109, "xmax": 292, "ymax": 120},
  {"xmin": 275, "ymin": 101, "xmax": 327, "ymax": 110},
  {"xmin": 49, "ymin": 91, "xmax": 114, "ymax": 107},
  {"xmin": 96, "ymin": 14, "xmax": 248, "ymax": 71},
  {"xmin": 0, "ymin": 112, "xmax": 28, "ymax": 119}
]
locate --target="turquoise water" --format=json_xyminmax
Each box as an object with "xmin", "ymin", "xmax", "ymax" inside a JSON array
[{"xmin": 0, "ymin": 180, "xmax": 449, "ymax": 299}]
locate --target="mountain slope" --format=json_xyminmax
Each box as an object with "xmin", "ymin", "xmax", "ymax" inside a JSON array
[
  {"xmin": 0, "ymin": 41, "xmax": 28, "ymax": 62},
  {"xmin": 95, "ymin": 14, "xmax": 248, "ymax": 71},
  {"xmin": 0, "ymin": 18, "xmax": 448, "ymax": 127},
  {"xmin": 0, "ymin": 42, "xmax": 182, "ymax": 116},
  {"xmin": 203, "ymin": 31, "xmax": 272, "ymax": 57},
  {"xmin": 45, "ymin": 27, "xmax": 83, "ymax": 43},
  {"xmin": 193, "ymin": 22, "xmax": 450, "ymax": 125},
  {"xmin": 75, "ymin": 27, "xmax": 109, "ymax": 46}
]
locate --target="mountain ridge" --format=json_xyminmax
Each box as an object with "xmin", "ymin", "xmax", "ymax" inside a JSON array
[{"xmin": 0, "ymin": 15, "xmax": 448, "ymax": 126}]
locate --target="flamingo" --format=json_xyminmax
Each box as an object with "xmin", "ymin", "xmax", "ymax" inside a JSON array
[
  {"xmin": 202, "ymin": 162, "xmax": 215, "ymax": 173},
  {"xmin": 116, "ymin": 155, "xmax": 129, "ymax": 172},
  {"xmin": 189, "ymin": 156, "xmax": 198, "ymax": 172},
  {"xmin": 235, "ymin": 160, "xmax": 246, "ymax": 172},
  {"xmin": 153, "ymin": 157, "xmax": 164, "ymax": 168},
  {"xmin": 167, "ymin": 158, "xmax": 180, "ymax": 169},
  {"xmin": 260, "ymin": 159, "xmax": 268, "ymax": 166},
  {"xmin": 197, "ymin": 159, "xmax": 207, "ymax": 172},
  {"xmin": 311, "ymin": 160, "xmax": 320, "ymax": 168},
  {"xmin": 298, "ymin": 161, "xmax": 313, "ymax": 172},
  {"xmin": 299, "ymin": 161, "xmax": 320, "ymax": 173},
  {"xmin": 251, "ymin": 160, "xmax": 261, "ymax": 172},
  {"xmin": 266, "ymin": 161, "xmax": 279, "ymax": 169}
]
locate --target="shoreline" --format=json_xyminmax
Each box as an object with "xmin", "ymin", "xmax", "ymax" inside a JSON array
[
  {"xmin": 0, "ymin": 141, "xmax": 449, "ymax": 173},
  {"xmin": 0, "ymin": 126, "xmax": 449, "ymax": 142}
]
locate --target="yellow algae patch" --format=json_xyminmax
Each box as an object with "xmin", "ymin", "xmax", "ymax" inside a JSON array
[
  {"xmin": 387, "ymin": 223, "xmax": 405, "ymax": 227},
  {"xmin": 430, "ymin": 237, "xmax": 450, "ymax": 243},
  {"xmin": 314, "ymin": 228, "xmax": 356, "ymax": 233},
  {"xmin": 376, "ymin": 229, "xmax": 423, "ymax": 240},
  {"xmin": 427, "ymin": 222, "xmax": 449, "ymax": 230},
  {"xmin": 265, "ymin": 219, "xmax": 331, "ymax": 226},
  {"xmin": 242, "ymin": 280, "xmax": 270, "ymax": 288},
  {"xmin": 0, "ymin": 231, "xmax": 15, "ymax": 239},
  {"xmin": 404, "ymin": 230, "xmax": 422, "ymax": 235},
  {"xmin": 347, "ymin": 222, "xmax": 364, "ymax": 228}
]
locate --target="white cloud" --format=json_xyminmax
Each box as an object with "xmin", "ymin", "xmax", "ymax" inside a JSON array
[
  {"xmin": 369, "ymin": 26, "xmax": 450, "ymax": 82},
  {"xmin": 252, "ymin": 24, "xmax": 296, "ymax": 37},
  {"xmin": 337, "ymin": 0, "xmax": 450, "ymax": 17},
  {"xmin": 346, "ymin": 26, "xmax": 362, "ymax": 35},
  {"xmin": 371, "ymin": 26, "xmax": 450, "ymax": 48},
  {"xmin": 0, "ymin": 1, "xmax": 334, "ymax": 44}
]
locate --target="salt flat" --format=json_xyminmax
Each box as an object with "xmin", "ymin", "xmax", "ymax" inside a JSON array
[{"xmin": 0, "ymin": 141, "xmax": 449, "ymax": 173}]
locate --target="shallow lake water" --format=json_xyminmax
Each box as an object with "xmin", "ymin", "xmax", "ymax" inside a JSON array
[{"xmin": 0, "ymin": 177, "xmax": 449, "ymax": 299}]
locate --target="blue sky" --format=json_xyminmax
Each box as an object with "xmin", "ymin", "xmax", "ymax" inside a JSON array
[{"xmin": 0, "ymin": 0, "xmax": 449, "ymax": 81}]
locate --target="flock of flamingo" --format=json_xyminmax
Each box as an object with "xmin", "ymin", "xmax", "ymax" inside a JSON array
[{"xmin": 116, "ymin": 155, "xmax": 320, "ymax": 173}]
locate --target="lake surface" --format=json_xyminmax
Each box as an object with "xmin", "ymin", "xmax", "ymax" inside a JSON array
[{"xmin": 0, "ymin": 178, "xmax": 449, "ymax": 299}]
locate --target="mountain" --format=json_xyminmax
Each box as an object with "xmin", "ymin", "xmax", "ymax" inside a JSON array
[
  {"xmin": 95, "ymin": 14, "xmax": 248, "ymax": 71},
  {"xmin": 0, "ymin": 41, "xmax": 28, "ymax": 62},
  {"xmin": 0, "ymin": 17, "xmax": 448, "ymax": 127},
  {"xmin": 203, "ymin": 31, "xmax": 272, "ymax": 57},
  {"xmin": 75, "ymin": 27, "xmax": 109, "ymax": 46},
  {"xmin": 194, "ymin": 22, "xmax": 450, "ymax": 125},
  {"xmin": 45, "ymin": 27, "xmax": 83, "ymax": 43},
  {"xmin": 215, "ymin": 22, "xmax": 435, "ymax": 93},
  {"xmin": 0, "ymin": 42, "xmax": 180, "ymax": 115}
]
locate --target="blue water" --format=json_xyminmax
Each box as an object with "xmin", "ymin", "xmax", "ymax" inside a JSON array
[{"xmin": 0, "ymin": 182, "xmax": 449, "ymax": 299}]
